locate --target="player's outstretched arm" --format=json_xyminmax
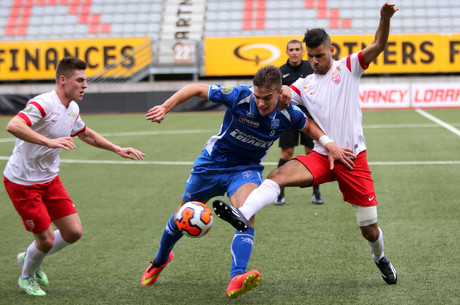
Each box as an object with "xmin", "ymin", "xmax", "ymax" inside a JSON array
[
  {"xmin": 77, "ymin": 127, "xmax": 145, "ymax": 160},
  {"xmin": 146, "ymin": 84, "xmax": 209, "ymax": 123},
  {"xmin": 6, "ymin": 115, "xmax": 76, "ymax": 150},
  {"xmin": 362, "ymin": 3, "xmax": 398, "ymax": 65}
]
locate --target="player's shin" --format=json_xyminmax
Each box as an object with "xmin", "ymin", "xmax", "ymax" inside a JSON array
[
  {"xmin": 154, "ymin": 214, "xmax": 183, "ymax": 265},
  {"xmin": 230, "ymin": 228, "xmax": 255, "ymax": 279},
  {"xmin": 367, "ymin": 227, "xmax": 385, "ymax": 261},
  {"xmin": 239, "ymin": 179, "xmax": 281, "ymax": 220},
  {"xmin": 46, "ymin": 230, "xmax": 71, "ymax": 255},
  {"xmin": 22, "ymin": 242, "xmax": 46, "ymax": 279}
]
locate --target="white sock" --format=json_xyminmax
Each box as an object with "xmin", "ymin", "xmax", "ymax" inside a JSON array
[
  {"xmin": 367, "ymin": 227, "xmax": 384, "ymax": 262},
  {"xmin": 47, "ymin": 230, "xmax": 71, "ymax": 256},
  {"xmin": 22, "ymin": 241, "xmax": 46, "ymax": 279},
  {"xmin": 239, "ymin": 179, "xmax": 280, "ymax": 220}
]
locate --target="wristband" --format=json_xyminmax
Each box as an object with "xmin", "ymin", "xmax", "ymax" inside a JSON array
[{"xmin": 319, "ymin": 135, "xmax": 333, "ymax": 147}]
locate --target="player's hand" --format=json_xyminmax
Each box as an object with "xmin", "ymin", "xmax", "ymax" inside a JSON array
[
  {"xmin": 278, "ymin": 85, "xmax": 292, "ymax": 111},
  {"xmin": 146, "ymin": 105, "xmax": 166, "ymax": 123},
  {"xmin": 116, "ymin": 147, "xmax": 145, "ymax": 160},
  {"xmin": 325, "ymin": 142, "xmax": 355, "ymax": 170},
  {"xmin": 381, "ymin": 3, "xmax": 398, "ymax": 20},
  {"xmin": 46, "ymin": 137, "xmax": 76, "ymax": 150}
]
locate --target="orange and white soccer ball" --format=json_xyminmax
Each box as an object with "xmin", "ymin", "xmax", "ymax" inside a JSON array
[{"xmin": 174, "ymin": 201, "xmax": 213, "ymax": 238}]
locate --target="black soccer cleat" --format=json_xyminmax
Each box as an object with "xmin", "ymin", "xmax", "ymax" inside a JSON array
[
  {"xmin": 375, "ymin": 256, "xmax": 397, "ymax": 284},
  {"xmin": 312, "ymin": 192, "xmax": 324, "ymax": 205},
  {"xmin": 212, "ymin": 200, "xmax": 249, "ymax": 232}
]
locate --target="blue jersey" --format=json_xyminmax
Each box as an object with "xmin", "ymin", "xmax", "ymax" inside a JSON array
[{"xmin": 204, "ymin": 84, "xmax": 307, "ymax": 166}]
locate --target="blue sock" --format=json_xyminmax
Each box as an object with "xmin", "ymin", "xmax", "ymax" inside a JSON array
[
  {"xmin": 230, "ymin": 227, "xmax": 254, "ymax": 279},
  {"xmin": 154, "ymin": 213, "xmax": 183, "ymax": 265}
]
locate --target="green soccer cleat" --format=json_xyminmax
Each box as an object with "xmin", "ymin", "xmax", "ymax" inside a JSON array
[
  {"xmin": 17, "ymin": 252, "xmax": 49, "ymax": 287},
  {"xmin": 18, "ymin": 276, "xmax": 46, "ymax": 296}
]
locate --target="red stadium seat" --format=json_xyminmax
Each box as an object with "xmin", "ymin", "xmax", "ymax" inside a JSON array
[
  {"xmin": 5, "ymin": 27, "xmax": 16, "ymax": 37},
  {"xmin": 305, "ymin": 0, "xmax": 314, "ymax": 9},
  {"xmin": 90, "ymin": 14, "xmax": 100, "ymax": 25},
  {"xmin": 317, "ymin": 9, "xmax": 327, "ymax": 19},
  {"xmin": 100, "ymin": 23, "xmax": 111, "ymax": 34},
  {"xmin": 79, "ymin": 13, "xmax": 88, "ymax": 24},
  {"xmin": 17, "ymin": 26, "xmax": 27, "ymax": 36},
  {"xmin": 88, "ymin": 23, "xmax": 98, "ymax": 33},
  {"xmin": 342, "ymin": 18, "xmax": 352, "ymax": 29},
  {"xmin": 329, "ymin": 18, "xmax": 339, "ymax": 29}
]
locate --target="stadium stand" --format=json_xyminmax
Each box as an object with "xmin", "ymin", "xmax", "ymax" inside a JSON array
[{"xmin": 2, "ymin": 1, "xmax": 460, "ymax": 41}]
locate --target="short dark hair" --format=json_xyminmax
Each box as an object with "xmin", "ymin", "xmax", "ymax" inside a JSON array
[
  {"xmin": 55, "ymin": 57, "xmax": 87, "ymax": 82},
  {"xmin": 253, "ymin": 65, "xmax": 282, "ymax": 92},
  {"xmin": 286, "ymin": 39, "xmax": 303, "ymax": 49},
  {"xmin": 303, "ymin": 28, "xmax": 331, "ymax": 49}
]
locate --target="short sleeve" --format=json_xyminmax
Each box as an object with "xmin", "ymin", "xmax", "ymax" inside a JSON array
[{"xmin": 17, "ymin": 99, "xmax": 49, "ymax": 126}]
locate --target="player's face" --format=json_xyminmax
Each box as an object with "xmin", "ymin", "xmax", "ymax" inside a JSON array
[
  {"xmin": 62, "ymin": 69, "xmax": 87, "ymax": 102},
  {"xmin": 253, "ymin": 86, "xmax": 279, "ymax": 116},
  {"xmin": 286, "ymin": 42, "xmax": 303, "ymax": 66},
  {"xmin": 307, "ymin": 43, "xmax": 334, "ymax": 75}
]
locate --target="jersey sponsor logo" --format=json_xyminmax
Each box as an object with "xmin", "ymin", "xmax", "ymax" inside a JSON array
[
  {"xmin": 24, "ymin": 106, "xmax": 32, "ymax": 112},
  {"xmin": 270, "ymin": 119, "xmax": 280, "ymax": 129},
  {"xmin": 220, "ymin": 86, "xmax": 234, "ymax": 95},
  {"xmin": 238, "ymin": 116, "xmax": 260, "ymax": 128},
  {"xmin": 282, "ymin": 73, "xmax": 290, "ymax": 78},
  {"xmin": 230, "ymin": 129, "xmax": 274, "ymax": 148}
]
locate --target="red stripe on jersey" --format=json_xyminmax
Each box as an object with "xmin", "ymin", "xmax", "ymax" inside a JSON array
[
  {"xmin": 290, "ymin": 84, "xmax": 301, "ymax": 97},
  {"xmin": 17, "ymin": 112, "xmax": 32, "ymax": 126},
  {"xmin": 357, "ymin": 50, "xmax": 368, "ymax": 70},
  {"xmin": 29, "ymin": 101, "xmax": 46, "ymax": 117},
  {"xmin": 346, "ymin": 54, "xmax": 352, "ymax": 72},
  {"xmin": 71, "ymin": 125, "xmax": 86, "ymax": 137}
]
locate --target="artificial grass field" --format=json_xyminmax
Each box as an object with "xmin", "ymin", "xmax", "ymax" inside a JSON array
[{"xmin": 0, "ymin": 109, "xmax": 459, "ymax": 305}]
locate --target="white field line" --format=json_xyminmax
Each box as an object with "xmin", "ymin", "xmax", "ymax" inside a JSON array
[
  {"xmin": 415, "ymin": 109, "xmax": 460, "ymax": 137},
  {"xmin": 1, "ymin": 124, "xmax": 460, "ymax": 143},
  {"xmin": 0, "ymin": 156, "xmax": 459, "ymax": 166}
]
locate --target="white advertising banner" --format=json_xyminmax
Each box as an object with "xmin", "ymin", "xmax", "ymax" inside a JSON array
[
  {"xmin": 411, "ymin": 83, "xmax": 460, "ymax": 108},
  {"xmin": 359, "ymin": 84, "xmax": 411, "ymax": 109},
  {"xmin": 359, "ymin": 83, "xmax": 460, "ymax": 109}
]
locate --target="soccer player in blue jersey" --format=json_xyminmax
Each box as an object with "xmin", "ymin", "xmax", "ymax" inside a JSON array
[{"xmin": 140, "ymin": 65, "xmax": 354, "ymax": 298}]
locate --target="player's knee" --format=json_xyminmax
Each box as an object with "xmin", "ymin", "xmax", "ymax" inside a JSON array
[
  {"xmin": 360, "ymin": 224, "xmax": 379, "ymax": 242},
  {"xmin": 62, "ymin": 227, "xmax": 83, "ymax": 244}
]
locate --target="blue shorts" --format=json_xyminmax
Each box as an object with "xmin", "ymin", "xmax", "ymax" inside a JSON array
[{"xmin": 182, "ymin": 150, "xmax": 264, "ymax": 202}]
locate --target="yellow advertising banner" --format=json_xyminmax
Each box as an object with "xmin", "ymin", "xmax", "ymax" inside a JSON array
[
  {"xmin": 204, "ymin": 33, "xmax": 460, "ymax": 76},
  {"xmin": 0, "ymin": 37, "xmax": 152, "ymax": 81}
]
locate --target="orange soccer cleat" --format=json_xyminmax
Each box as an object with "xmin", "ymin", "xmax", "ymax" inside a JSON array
[
  {"xmin": 226, "ymin": 270, "xmax": 261, "ymax": 299},
  {"xmin": 141, "ymin": 252, "xmax": 174, "ymax": 286}
]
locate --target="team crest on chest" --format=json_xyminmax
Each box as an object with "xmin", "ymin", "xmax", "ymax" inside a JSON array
[
  {"xmin": 270, "ymin": 119, "xmax": 280, "ymax": 130},
  {"xmin": 332, "ymin": 65, "xmax": 342, "ymax": 84}
]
